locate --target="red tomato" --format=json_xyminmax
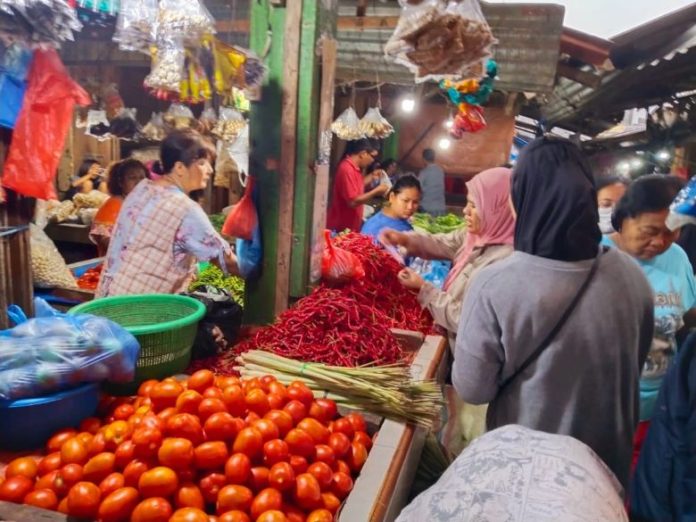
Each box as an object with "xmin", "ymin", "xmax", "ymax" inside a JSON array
[
  {"xmin": 245, "ymin": 389, "xmax": 270, "ymax": 416},
  {"xmin": 284, "ymin": 504, "xmax": 306, "ymax": 522},
  {"xmin": 35, "ymin": 470, "xmax": 60, "ymax": 495},
  {"xmin": 285, "ymin": 429, "xmax": 316, "ymax": 459},
  {"xmin": 268, "ymin": 462, "xmax": 295, "ymax": 492},
  {"xmin": 267, "ymin": 393, "xmax": 285, "ymax": 411},
  {"xmin": 283, "ymin": 401, "xmax": 307, "ymax": 425},
  {"xmin": 286, "ymin": 382, "xmax": 314, "ymax": 407},
  {"xmin": 224, "ymin": 453, "xmax": 252, "ymax": 484},
  {"xmin": 123, "ymin": 460, "xmax": 150, "ymax": 488},
  {"xmin": 334, "ymin": 460, "xmax": 351, "ymax": 476},
  {"xmin": 140, "ymin": 414, "xmax": 165, "ymax": 432},
  {"xmin": 67, "ymin": 481, "xmax": 101, "ymax": 518},
  {"xmin": 309, "ymin": 400, "xmax": 338, "ymax": 424},
  {"xmin": 321, "ymin": 492, "xmax": 341, "ymax": 515},
  {"xmin": 61, "ymin": 437, "xmax": 89, "ymax": 465},
  {"xmin": 132, "ymin": 427, "xmax": 163, "ymax": 459},
  {"xmin": 114, "ymin": 440, "xmax": 136, "ymax": 470},
  {"xmin": 330, "ymin": 472, "xmax": 353, "ymax": 500},
  {"xmin": 157, "ymin": 407, "xmax": 178, "ymax": 423},
  {"xmin": 348, "ymin": 442, "xmax": 368, "ymax": 472},
  {"xmin": 330, "ymin": 418, "xmax": 355, "ymax": 439},
  {"xmin": 138, "ymin": 380, "xmax": 159, "ymax": 398},
  {"xmin": 297, "ymin": 419, "xmax": 329, "ymax": 444},
  {"xmin": 204, "ymin": 412, "xmax": 239, "ymax": 442},
  {"xmin": 219, "ymin": 510, "xmax": 252, "ymax": 522},
  {"xmin": 114, "ymin": 403, "xmax": 136, "ymax": 421},
  {"xmin": 199, "ymin": 472, "xmax": 226, "ymax": 504},
  {"xmin": 83, "ymin": 452, "xmax": 116, "ymax": 483},
  {"xmin": 257, "ymin": 511, "xmax": 288, "ymax": 522},
  {"xmin": 344, "ymin": 413, "xmax": 367, "ymax": 434},
  {"xmin": 222, "ymin": 385, "xmax": 247, "ymax": 417},
  {"xmin": 5, "ymin": 457, "xmax": 38, "ymax": 480},
  {"xmin": 97, "ymin": 486, "xmax": 140, "ymax": 522},
  {"xmin": 158, "ymin": 437, "xmax": 195, "ymax": 470},
  {"xmin": 99, "ymin": 472, "xmax": 126, "ymax": 496},
  {"xmin": 150, "ymin": 381, "xmax": 184, "ymax": 411},
  {"xmin": 242, "ymin": 377, "xmax": 262, "ymax": 394},
  {"xmin": 250, "ymin": 488, "xmax": 283, "ymax": 520},
  {"xmin": 327, "ymin": 433, "xmax": 351, "ymax": 459},
  {"xmin": 175, "ymin": 483, "xmax": 205, "ymax": 510},
  {"xmin": 55, "ymin": 463, "xmax": 84, "ymax": 495},
  {"xmin": 37, "ymin": 452, "xmax": 62, "ymax": 476},
  {"xmin": 80, "ymin": 416, "xmax": 102, "ymax": 434},
  {"xmin": 0, "ymin": 475, "xmax": 33, "ymax": 503},
  {"xmin": 295, "ymin": 473, "xmax": 322, "ymax": 511},
  {"xmin": 216, "ymin": 484, "xmax": 253, "ymax": 514},
  {"xmin": 165, "ymin": 414, "xmax": 205, "ymax": 445},
  {"xmin": 353, "ymin": 431, "xmax": 373, "ymax": 451},
  {"xmin": 249, "ymin": 467, "xmax": 270, "ymax": 492},
  {"xmin": 57, "ymin": 497, "xmax": 69, "ymax": 514},
  {"xmin": 264, "ymin": 410, "xmax": 294, "ymax": 438},
  {"xmin": 176, "ymin": 390, "xmax": 204, "ymax": 415},
  {"xmin": 46, "ymin": 428, "xmax": 77, "ymax": 453},
  {"xmin": 198, "ymin": 397, "xmax": 228, "ymax": 422},
  {"xmin": 88, "ymin": 432, "xmax": 108, "ymax": 456},
  {"xmin": 267, "ymin": 381, "xmax": 287, "ymax": 400},
  {"xmin": 263, "ymin": 439, "xmax": 290, "ymax": 466},
  {"xmin": 170, "ymin": 507, "xmax": 210, "ymax": 522},
  {"xmin": 24, "ymin": 489, "xmax": 58, "ymax": 510},
  {"xmin": 314, "ymin": 445, "xmax": 336, "ymax": 468},
  {"xmin": 194, "ymin": 441, "xmax": 229, "ymax": 470},
  {"xmin": 203, "ymin": 386, "xmax": 225, "ymax": 400},
  {"xmin": 306, "ymin": 509, "xmax": 333, "ymax": 522},
  {"xmin": 131, "ymin": 497, "xmax": 174, "ymax": 522},
  {"xmin": 187, "ymin": 370, "xmax": 216, "ymax": 393},
  {"xmin": 233, "ymin": 427, "xmax": 264, "ymax": 459},
  {"xmin": 138, "ymin": 466, "xmax": 179, "ymax": 498},
  {"xmin": 104, "ymin": 420, "xmax": 133, "ymax": 448},
  {"xmin": 289, "ymin": 456, "xmax": 308, "ymax": 476},
  {"xmin": 254, "ymin": 419, "xmax": 281, "ymax": 442},
  {"xmin": 216, "ymin": 375, "xmax": 241, "ymax": 390},
  {"xmin": 307, "ymin": 462, "xmax": 333, "ymax": 491}
]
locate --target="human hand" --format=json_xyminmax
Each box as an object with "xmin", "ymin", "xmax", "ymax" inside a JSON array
[
  {"xmin": 398, "ymin": 268, "xmax": 425, "ymax": 291},
  {"xmin": 379, "ymin": 229, "xmax": 407, "ymax": 249},
  {"xmin": 375, "ymin": 183, "xmax": 390, "ymax": 196}
]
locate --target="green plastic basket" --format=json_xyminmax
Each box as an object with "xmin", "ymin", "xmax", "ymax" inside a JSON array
[{"xmin": 69, "ymin": 294, "xmax": 206, "ymax": 395}]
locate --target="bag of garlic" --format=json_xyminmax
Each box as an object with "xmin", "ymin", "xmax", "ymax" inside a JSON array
[
  {"xmin": 359, "ymin": 107, "xmax": 394, "ymax": 139},
  {"xmin": 331, "ymin": 107, "xmax": 365, "ymax": 141},
  {"xmin": 29, "ymin": 223, "xmax": 77, "ymax": 289}
]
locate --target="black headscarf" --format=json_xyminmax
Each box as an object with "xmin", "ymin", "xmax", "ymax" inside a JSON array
[{"xmin": 512, "ymin": 137, "xmax": 601, "ymax": 261}]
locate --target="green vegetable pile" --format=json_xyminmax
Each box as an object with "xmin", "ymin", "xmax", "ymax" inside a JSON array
[
  {"xmin": 189, "ymin": 265, "xmax": 245, "ymax": 306},
  {"xmin": 209, "ymin": 213, "xmax": 225, "ymax": 233},
  {"xmin": 412, "ymin": 212, "xmax": 466, "ymax": 234}
]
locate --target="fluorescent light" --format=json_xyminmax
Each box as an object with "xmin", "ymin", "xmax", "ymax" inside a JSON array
[
  {"xmin": 400, "ymin": 97, "xmax": 416, "ymax": 113},
  {"xmin": 657, "ymin": 150, "xmax": 671, "ymax": 161},
  {"xmin": 438, "ymin": 137, "xmax": 451, "ymax": 150}
]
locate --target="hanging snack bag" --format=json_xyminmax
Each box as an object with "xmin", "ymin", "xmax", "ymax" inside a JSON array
[
  {"xmin": 211, "ymin": 107, "xmax": 247, "ymax": 141},
  {"xmin": 331, "ymin": 107, "xmax": 364, "ymax": 141},
  {"xmin": 321, "ymin": 230, "xmax": 365, "ymax": 284},
  {"xmin": 359, "ymin": 107, "xmax": 395, "ymax": 139},
  {"xmin": 163, "ymin": 102, "xmax": 195, "ymax": 129},
  {"xmin": 144, "ymin": 37, "xmax": 186, "ymax": 96},
  {"xmin": 158, "ymin": 0, "xmax": 215, "ymax": 45},
  {"xmin": 113, "ymin": 0, "xmax": 158, "ymax": 54}
]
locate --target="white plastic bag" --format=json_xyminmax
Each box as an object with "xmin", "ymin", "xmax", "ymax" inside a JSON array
[
  {"xmin": 331, "ymin": 107, "xmax": 365, "ymax": 141},
  {"xmin": 142, "ymin": 112, "xmax": 167, "ymax": 141},
  {"xmin": 30, "ymin": 223, "xmax": 77, "ymax": 289},
  {"xmin": 157, "ymin": 0, "xmax": 215, "ymax": 43},
  {"xmin": 211, "ymin": 107, "xmax": 247, "ymax": 141},
  {"xmin": 359, "ymin": 107, "xmax": 394, "ymax": 139},
  {"xmin": 144, "ymin": 38, "xmax": 186, "ymax": 94},
  {"xmin": 113, "ymin": 0, "xmax": 158, "ymax": 53},
  {"xmin": 163, "ymin": 102, "xmax": 195, "ymax": 129}
]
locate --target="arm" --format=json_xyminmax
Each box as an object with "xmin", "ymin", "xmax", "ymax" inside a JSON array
[
  {"xmin": 177, "ymin": 205, "xmax": 238, "ymax": 275},
  {"xmin": 417, "ymin": 282, "xmax": 463, "ymax": 333},
  {"xmin": 71, "ymin": 172, "xmax": 95, "ymax": 188},
  {"xmin": 350, "ymin": 184, "xmax": 389, "ymax": 207},
  {"xmin": 451, "ymin": 277, "xmax": 504, "ymax": 404},
  {"xmin": 381, "ymin": 228, "xmax": 465, "ymax": 261}
]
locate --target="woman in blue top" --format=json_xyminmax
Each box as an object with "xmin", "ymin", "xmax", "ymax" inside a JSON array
[
  {"xmin": 602, "ymin": 175, "xmax": 696, "ymax": 469},
  {"xmin": 361, "ymin": 175, "xmax": 421, "ymax": 238}
]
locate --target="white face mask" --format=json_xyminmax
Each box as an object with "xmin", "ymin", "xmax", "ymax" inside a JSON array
[{"xmin": 598, "ymin": 206, "xmax": 614, "ymax": 234}]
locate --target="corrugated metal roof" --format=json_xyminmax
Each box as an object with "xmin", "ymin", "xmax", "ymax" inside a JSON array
[{"xmin": 335, "ymin": 1, "xmax": 565, "ymax": 93}]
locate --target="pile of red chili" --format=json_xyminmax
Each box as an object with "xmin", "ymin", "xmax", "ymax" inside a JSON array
[{"xmin": 76, "ymin": 264, "xmax": 103, "ymax": 290}]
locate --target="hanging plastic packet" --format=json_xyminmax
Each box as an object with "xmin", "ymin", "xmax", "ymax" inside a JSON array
[
  {"xmin": 359, "ymin": 107, "xmax": 395, "ymax": 139},
  {"xmin": 163, "ymin": 102, "xmax": 195, "ymax": 129},
  {"xmin": 113, "ymin": 0, "xmax": 157, "ymax": 54},
  {"xmin": 667, "ymin": 176, "xmax": 696, "ymax": 231},
  {"xmin": 142, "ymin": 111, "xmax": 166, "ymax": 141},
  {"xmin": 0, "ymin": 0, "xmax": 82, "ymax": 47},
  {"xmin": 158, "ymin": 0, "xmax": 215, "ymax": 45},
  {"xmin": 331, "ymin": 107, "xmax": 365, "ymax": 141},
  {"xmin": 212, "ymin": 38, "xmax": 246, "ymax": 94},
  {"xmin": 144, "ymin": 36, "xmax": 186, "ymax": 97},
  {"xmin": 211, "ymin": 106, "xmax": 247, "ymax": 141},
  {"xmin": 451, "ymin": 104, "xmax": 486, "ymax": 137}
]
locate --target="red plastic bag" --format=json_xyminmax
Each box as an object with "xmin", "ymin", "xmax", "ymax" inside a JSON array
[
  {"xmin": 2, "ymin": 50, "xmax": 91, "ymax": 200},
  {"xmin": 321, "ymin": 230, "xmax": 365, "ymax": 284},
  {"xmin": 222, "ymin": 176, "xmax": 257, "ymax": 240}
]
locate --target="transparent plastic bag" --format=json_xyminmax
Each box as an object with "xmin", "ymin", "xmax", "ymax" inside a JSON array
[
  {"xmin": 30, "ymin": 223, "xmax": 77, "ymax": 289},
  {"xmin": 359, "ymin": 107, "xmax": 394, "ymax": 139},
  {"xmin": 331, "ymin": 107, "xmax": 365, "ymax": 141},
  {"xmin": 211, "ymin": 107, "xmax": 247, "ymax": 141},
  {"xmin": 410, "ymin": 258, "xmax": 452, "ymax": 289},
  {"xmin": 450, "ymin": 104, "xmax": 486, "ymax": 137},
  {"xmin": 142, "ymin": 111, "xmax": 167, "ymax": 141},
  {"xmin": 113, "ymin": 0, "xmax": 158, "ymax": 53},
  {"xmin": 144, "ymin": 38, "xmax": 186, "ymax": 95},
  {"xmin": 158, "ymin": 0, "xmax": 215, "ymax": 43},
  {"xmin": 667, "ymin": 176, "xmax": 696, "ymax": 231},
  {"xmin": 0, "ymin": 298, "xmax": 140, "ymax": 400},
  {"xmin": 321, "ymin": 230, "xmax": 365, "ymax": 284},
  {"xmin": 385, "ymin": 0, "xmax": 496, "ymax": 83},
  {"xmin": 236, "ymin": 221, "xmax": 262, "ymax": 280},
  {"xmin": 163, "ymin": 102, "xmax": 195, "ymax": 129},
  {"xmin": 0, "ymin": 0, "xmax": 82, "ymax": 47}
]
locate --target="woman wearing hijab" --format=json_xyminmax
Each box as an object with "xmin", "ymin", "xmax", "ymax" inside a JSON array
[
  {"xmin": 452, "ymin": 137, "xmax": 654, "ymax": 490},
  {"xmin": 380, "ymin": 167, "xmax": 515, "ymax": 344}
]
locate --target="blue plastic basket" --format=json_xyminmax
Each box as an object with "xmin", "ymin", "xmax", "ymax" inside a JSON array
[{"xmin": 0, "ymin": 383, "xmax": 100, "ymax": 450}]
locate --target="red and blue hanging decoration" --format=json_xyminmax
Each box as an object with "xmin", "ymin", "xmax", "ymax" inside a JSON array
[{"xmin": 440, "ymin": 59, "xmax": 497, "ymax": 137}]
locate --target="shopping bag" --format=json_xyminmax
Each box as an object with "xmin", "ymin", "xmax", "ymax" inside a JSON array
[
  {"xmin": 222, "ymin": 175, "xmax": 258, "ymax": 240},
  {"xmin": 321, "ymin": 230, "xmax": 365, "ymax": 284}
]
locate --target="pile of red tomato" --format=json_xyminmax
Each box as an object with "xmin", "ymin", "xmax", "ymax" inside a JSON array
[{"xmin": 0, "ymin": 370, "xmax": 372, "ymax": 522}]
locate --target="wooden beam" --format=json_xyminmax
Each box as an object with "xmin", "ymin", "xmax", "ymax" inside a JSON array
[
  {"xmin": 217, "ymin": 16, "xmax": 400, "ymax": 34},
  {"xmin": 275, "ymin": 0, "xmax": 303, "ymax": 314},
  {"xmin": 356, "ymin": 0, "xmax": 367, "ymax": 17},
  {"xmin": 556, "ymin": 62, "xmax": 603, "ymax": 89}
]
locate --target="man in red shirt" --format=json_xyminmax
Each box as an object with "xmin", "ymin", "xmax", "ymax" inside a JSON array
[{"xmin": 327, "ymin": 139, "xmax": 389, "ymax": 232}]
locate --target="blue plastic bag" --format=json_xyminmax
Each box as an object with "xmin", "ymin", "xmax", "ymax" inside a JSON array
[
  {"xmin": 0, "ymin": 43, "xmax": 32, "ymax": 129},
  {"xmin": 0, "ymin": 298, "xmax": 140, "ymax": 400},
  {"xmin": 236, "ymin": 222, "xmax": 262, "ymax": 279},
  {"xmin": 410, "ymin": 258, "xmax": 452, "ymax": 289},
  {"xmin": 668, "ymin": 176, "xmax": 696, "ymax": 230}
]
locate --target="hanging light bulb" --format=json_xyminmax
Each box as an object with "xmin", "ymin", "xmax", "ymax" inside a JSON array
[
  {"xmin": 400, "ymin": 96, "xmax": 416, "ymax": 113},
  {"xmin": 657, "ymin": 150, "xmax": 671, "ymax": 161},
  {"xmin": 444, "ymin": 117, "xmax": 454, "ymax": 129},
  {"xmin": 438, "ymin": 137, "xmax": 451, "ymax": 150}
]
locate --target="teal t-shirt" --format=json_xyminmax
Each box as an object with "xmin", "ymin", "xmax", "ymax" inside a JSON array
[{"xmin": 602, "ymin": 236, "xmax": 696, "ymax": 420}]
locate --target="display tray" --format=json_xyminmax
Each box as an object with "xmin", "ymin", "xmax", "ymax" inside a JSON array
[{"xmin": 33, "ymin": 258, "xmax": 101, "ymax": 310}]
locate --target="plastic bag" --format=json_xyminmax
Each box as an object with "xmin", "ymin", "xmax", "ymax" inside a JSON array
[
  {"xmin": 163, "ymin": 102, "xmax": 195, "ymax": 129},
  {"xmin": 113, "ymin": 0, "xmax": 158, "ymax": 53},
  {"xmin": 222, "ymin": 176, "xmax": 257, "ymax": 240},
  {"xmin": 331, "ymin": 107, "xmax": 365, "ymax": 140},
  {"xmin": 0, "ymin": 42, "xmax": 32, "ymax": 129},
  {"xmin": 410, "ymin": 258, "xmax": 452, "ymax": 289},
  {"xmin": 30, "ymin": 223, "xmax": 77, "ymax": 289},
  {"xmin": 0, "ymin": 298, "xmax": 140, "ymax": 400},
  {"xmin": 385, "ymin": 0, "xmax": 496, "ymax": 83},
  {"xmin": 2, "ymin": 50, "xmax": 91, "ymax": 200},
  {"xmin": 667, "ymin": 176, "xmax": 696, "ymax": 231},
  {"xmin": 359, "ymin": 107, "xmax": 395, "ymax": 139},
  {"xmin": 321, "ymin": 230, "xmax": 365, "ymax": 284},
  {"xmin": 211, "ymin": 107, "xmax": 247, "ymax": 141},
  {"xmin": 236, "ymin": 220, "xmax": 262, "ymax": 279},
  {"xmin": 0, "ymin": 0, "xmax": 82, "ymax": 47},
  {"xmin": 158, "ymin": 0, "xmax": 215, "ymax": 43},
  {"xmin": 142, "ymin": 112, "xmax": 167, "ymax": 140},
  {"xmin": 450, "ymin": 104, "xmax": 486, "ymax": 137},
  {"xmin": 184, "ymin": 292, "xmax": 243, "ymax": 359},
  {"xmin": 144, "ymin": 38, "xmax": 186, "ymax": 95},
  {"xmin": 109, "ymin": 107, "xmax": 140, "ymax": 139}
]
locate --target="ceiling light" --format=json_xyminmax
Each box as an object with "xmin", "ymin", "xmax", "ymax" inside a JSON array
[
  {"xmin": 438, "ymin": 137, "xmax": 451, "ymax": 150},
  {"xmin": 631, "ymin": 158, "xmax": 644, "ymax": 169},
  {"xmin": 657, "ymin": 150, "xmax": 671, "ymax": 161},
  {"xmin": 400, "ymin": 96, "xmax": 416, "ymax": 113},
  {"xmin": 444, "ymin": 117, "xmax": 454, "ymax": 129}
]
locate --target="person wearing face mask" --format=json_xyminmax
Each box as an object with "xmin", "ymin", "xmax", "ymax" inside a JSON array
[
  {"xmin": 602, "ymin": 175, "xmax": 696, "ymax": 469},
  {"xmin": 596, "ymin": 176, "xmax": 629, "ymax": 234},
  {"xmin": 97, "ymin": 130, "xmax": 238, "ymax": 297}
]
